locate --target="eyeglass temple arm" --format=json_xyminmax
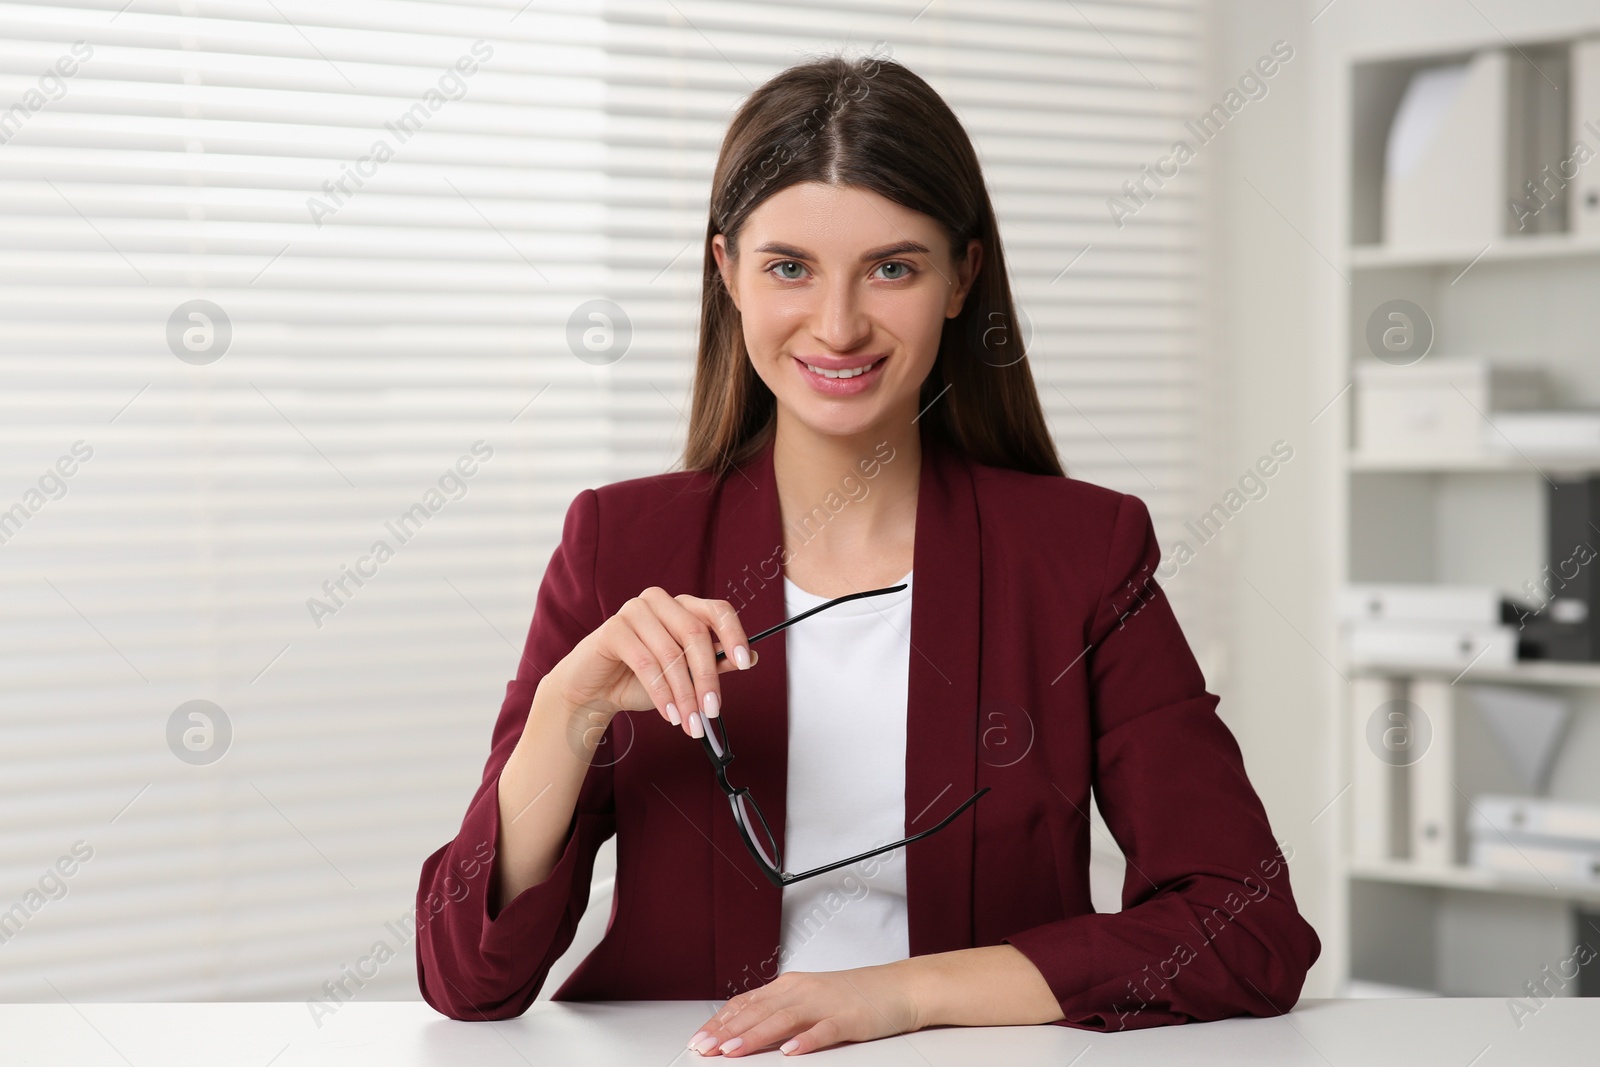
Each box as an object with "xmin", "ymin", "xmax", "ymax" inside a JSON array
[
  {"xmin": 765, "ymin": 785, "xmax": 991, "ymax": 886},
  {"xmin": 713, "ymin": 582, "xmax": 908, "ymax": 662}
]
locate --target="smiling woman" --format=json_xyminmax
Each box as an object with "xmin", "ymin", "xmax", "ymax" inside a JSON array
[
  {"xmin": 416, "ymin": 50, "xmax": 1319, "ymax": 1058},
  {"xmin": 689, "ymin": 56, "xmax": 1061, "ymax": 490},
  {"xmin": 712, "ymin": 192, "xmax": 975, "ymax": 420}
]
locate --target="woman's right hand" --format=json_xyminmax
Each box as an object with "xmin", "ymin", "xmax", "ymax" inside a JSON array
[{"xmin": 546, "ymin": 587, "xmax": 758, "ymax": 739}]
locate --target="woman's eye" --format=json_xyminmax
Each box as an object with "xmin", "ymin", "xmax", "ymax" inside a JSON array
[
  {"xmin": 875, "ymin": 261, "xmax": 914, "ymax": 281},
  {"xmin": 770, "ymin": 261, "xmax": 806, "ymax": 281}
]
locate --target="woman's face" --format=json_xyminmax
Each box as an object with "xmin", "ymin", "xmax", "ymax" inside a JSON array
[{"xmin": 712, "ymin": 181, "xmax": 982, "ymax": 441}]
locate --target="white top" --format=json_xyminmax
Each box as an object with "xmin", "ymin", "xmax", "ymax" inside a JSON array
[{"xmin": 776, "ymin": 568, "xmax": 914, "ymax": 975}]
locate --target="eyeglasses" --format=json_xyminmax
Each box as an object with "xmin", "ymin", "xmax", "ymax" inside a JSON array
[{"xmin": 699, "ymin": 582, "xmax": 989, "ymax": 888}]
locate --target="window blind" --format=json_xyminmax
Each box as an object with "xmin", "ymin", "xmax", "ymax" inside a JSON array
[{"xmin": 0, "ymin": 0, "xmax": 1205, "ymax": 1003}]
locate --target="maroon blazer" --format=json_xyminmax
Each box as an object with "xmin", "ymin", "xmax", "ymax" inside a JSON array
[{"xmin": 415, "ymin": 426, "xmax": 1321, "ymax": 1031}]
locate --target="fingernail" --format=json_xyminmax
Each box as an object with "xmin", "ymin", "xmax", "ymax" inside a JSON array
[
  {"xmin": 666, "ymin": 703, "xmax": 681, "ymax": 726},
  {"xmin": 734, "ymin": 645, "xmax": 751, "ymax": 670},
  {"xmin": 689, "ymin": 711, "xmax": 705, "ymax": 739},
  {"xmin": 781, "ymin": 1038, "xmax": 800, "ymax": 1054},
  {"xmin": 704, "ymin": 691, "xmax": 720, "ymax": 719},
  {"xmin": 719, "ymin": 1037, "xmax": 744, "ymax": 1054},
  {"xmin": 690, "ymin": 1033, "xmax": 718, "ymax": 1054},
  {"xmin": 687, "ymin": 1029, "xmax": 709, "ymax": 1050}
]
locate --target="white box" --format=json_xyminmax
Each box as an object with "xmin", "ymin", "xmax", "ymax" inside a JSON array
[
  {"xmin": 1338, "ymin": 584, "xmax": 1505, "ymax": 624},
  {"xmin": 1469, "ymin": 794, "xmax": 1600, "ymax": 847},
  {"xmin": 1344, "ymin": 621, "xmax": 1518, "ymax": 670},
  {"xmin": 1488, "ymin": 410, "xmax": 1600, "ymax": 453},
  {"xmin": 1355, "ymin": 359, "xmax": 1544, "ymax": 460},
  {"xmin": 1470, "ymin": 838, "xmax": 1600, "ymax": 886}
]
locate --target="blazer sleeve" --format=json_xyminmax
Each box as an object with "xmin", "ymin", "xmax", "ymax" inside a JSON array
[
  {"xmin": 415, "ymin": 487, "xmax": 618, "ymax": 1020},
  {"xmin": 1000, "ymin": 491, "xmax": 1322, "ymax": 1031}
]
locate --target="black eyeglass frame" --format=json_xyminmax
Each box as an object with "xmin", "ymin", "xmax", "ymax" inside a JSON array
[{"xmin": 701, "ymin": 582, "xmax": 990, "ymax": 888}]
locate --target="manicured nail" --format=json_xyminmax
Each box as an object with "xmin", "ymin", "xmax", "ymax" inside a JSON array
[
  {"xmin": 704, "ymin": 691, "xmax": 720, "ymax": 719},
  {"xmin": 687, "ymin": 1029, "xmax": 709, "ymax": 1050},
  {"xmin": 733, "ymin": 645, "xmax": 751, "ymax": 670},
  {"xmin": 689, "ymin": 711, "xmax": 705, "ymax": 739},
  {"xmin": 666, "ymin": 703, "xmax": 681, "ymax": 726},
  {"xmin": 719, "ymin": 1037, "xmax": 744, "ymax": 1054},
  {"xmin": 781, "ymin": 1038, "xmax": 799, "ymax": 1054},
  {"xmin": 690, "ymin": 1033, "xmax": 718, "ymax": 1054}
]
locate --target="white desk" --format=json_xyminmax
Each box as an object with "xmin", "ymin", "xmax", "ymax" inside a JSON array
[{"xmin": 1, "ymin": 998, "xmax": 1591, "ymax": 1065}]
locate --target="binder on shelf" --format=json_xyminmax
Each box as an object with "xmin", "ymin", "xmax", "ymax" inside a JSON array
[
  {"xmin": 1572, "ymin": 38, "xmax": 1600, "ymax": 240},
  {"xmin": 1504, "ymin": 42, "xmax": 1570, "ymax": 236},
  {"xmin": 1519, "ymin": 475, "xmax": 1600, "ymax": 663},
  {"xmin": 1469, "ymin": 794, "xmax": 1600, "ymax": 847},
  {"xmin": 1383, "ymin": 51, "xmax": 1507, "ymax": 248},
  {"xmin": 1408, "ymin": 678, "xmax": 1457, "ymax": 870},
  {"xmin": 1467, "ymin": 793, "xmax": 1600, "ymax": 887},
  {"xmin": 1338, "ymin": 583, "xmax": 1515, "ymax": 625},
  {"xmin": 1351, "ymin": 675, "xmax": 1403, "ymax": 863},
  {"xmin": 1470, "ymin": 839, "xmax": 1600, "ymax": 886},
  {"xmin": 1344, "ymin": 621, "xmax": 1518, "ymax": 669}
]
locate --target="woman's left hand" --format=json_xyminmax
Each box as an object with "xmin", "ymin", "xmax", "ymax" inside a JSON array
[{"xmin": 686, "ymin": 963, "xmax": 923, "ymax": 1057}]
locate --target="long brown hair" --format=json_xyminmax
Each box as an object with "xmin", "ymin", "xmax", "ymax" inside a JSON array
[
  {"xmin": 682, "ymin": 50, "xmax": 1066, "ymax": 481},
  {"xmin": 675, "ymin": 51, "xmax": 1062, "ymax": 479}
]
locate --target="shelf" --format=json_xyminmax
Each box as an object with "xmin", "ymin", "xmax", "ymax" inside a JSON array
[
  {"xmin": 1350, "ymin": 661, "xmax": 1600, "ymax": 687},
  {"xmin": 1349, "ymin": 451, "xmax": 1600, "ymax": 474},
  {"xmin": 1349, "ymin": 234, "xmax": 1600, "ymax": 269},
  {"xmin": 1350, "ymin": 858, "xmax": 1600, "ymax": 904}
]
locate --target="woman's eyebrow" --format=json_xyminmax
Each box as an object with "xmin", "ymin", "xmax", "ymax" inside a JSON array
[{"xmin": 751, "ymin": 240, "xmax": 931, "ymax": 263}]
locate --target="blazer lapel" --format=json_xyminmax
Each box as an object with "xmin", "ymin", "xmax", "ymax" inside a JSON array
[
  {"xmin": 703, "ymin": 427, "xmax": 981, "ymax": 994},
  {"xmin": 904, "ymin": 431, "xmax": 981, "ymax": 957},
  {"xmin": 706, "ymin": 433, "xmax": 792, "ymax": 994}
]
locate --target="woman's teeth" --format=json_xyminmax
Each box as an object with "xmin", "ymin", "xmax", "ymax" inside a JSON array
[{"xmin": 803, "ymin": 359, "xmax": 880, "ymax": 379}]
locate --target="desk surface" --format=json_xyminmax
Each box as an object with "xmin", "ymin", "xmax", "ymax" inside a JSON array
[{"xmin": 1, "ymin": 998, "xmax": 1590, "ymax": 1065}]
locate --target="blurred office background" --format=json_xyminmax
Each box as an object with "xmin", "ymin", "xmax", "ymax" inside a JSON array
[{"xmin": 4, "ymin": 0, "xmax": 1600, "ymax": 1007}]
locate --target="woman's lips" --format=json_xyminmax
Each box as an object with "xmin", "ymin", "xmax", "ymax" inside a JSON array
[{"xmin": 792, "ymin": 355, "xmax": 886, "ymax": 396}]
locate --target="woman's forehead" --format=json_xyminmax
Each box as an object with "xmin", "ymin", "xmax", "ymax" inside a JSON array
[{"xmin": 741, "ymin": 183, "xmax": 940, "ymax": 252}]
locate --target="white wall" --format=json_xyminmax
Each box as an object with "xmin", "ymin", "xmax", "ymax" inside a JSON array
[{"xmin": 1193, "ymin": 0, "xmax": 1341, "ymax": 997}]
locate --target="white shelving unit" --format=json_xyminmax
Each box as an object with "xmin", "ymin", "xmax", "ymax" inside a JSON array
[{"xmin": 1339, "ymin": 29, "xmax": 1600, "ymax": 998}]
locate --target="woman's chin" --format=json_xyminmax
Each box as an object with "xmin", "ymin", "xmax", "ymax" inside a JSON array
[{"xmin": 779, "ymin": 402, "xmax": 898, "ymax": 442}]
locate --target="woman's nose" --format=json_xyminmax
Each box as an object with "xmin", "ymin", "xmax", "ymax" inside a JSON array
[{"xmin": 813, "ymin": 278, "xmax": 870, "ymax": 351}]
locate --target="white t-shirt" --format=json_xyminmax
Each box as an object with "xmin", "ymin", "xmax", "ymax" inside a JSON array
[{"xmin": 776, "ymin": 568, "xmax": 913, "ymax": 975}]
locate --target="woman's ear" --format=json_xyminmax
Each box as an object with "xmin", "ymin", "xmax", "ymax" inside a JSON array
[
  {"xmin": 945, "ymin": 237, "xmax": 983, "ymax": 318},
  {"xmin": 712, "ymin": 233, "xmax": 741, "ymax": 312}
]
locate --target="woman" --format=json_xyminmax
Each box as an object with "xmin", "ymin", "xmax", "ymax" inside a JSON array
[{"xmin": 416, "ymin": 52, "xmax": 1320, "ymax": 1056}]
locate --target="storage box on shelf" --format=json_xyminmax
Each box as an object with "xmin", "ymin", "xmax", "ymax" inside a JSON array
[{"xmin": 1354, "ymin": 359, "xmax": 1542, "ymax": 465}]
